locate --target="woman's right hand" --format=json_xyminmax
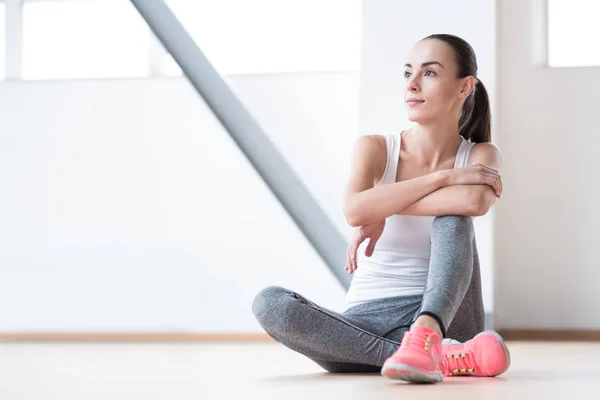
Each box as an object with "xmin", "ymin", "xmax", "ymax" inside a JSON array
[
  {"xmin": 345, "ymin": 219, "xmax": 386, "ymax": 274},
  {"xmin": 448, "ymin": 162, "xmax": 503, "ymax": 197}
]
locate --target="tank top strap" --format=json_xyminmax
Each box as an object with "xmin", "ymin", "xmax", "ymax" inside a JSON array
[
  {"xmin": 454, "ymin": 136, "xmax": 476, "ymax": 168},
  {"xmin": 378, "ymin": 133, "xmax": 401, "ymax": 185}
]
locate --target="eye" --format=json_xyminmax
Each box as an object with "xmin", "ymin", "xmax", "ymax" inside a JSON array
[
  {"xmin": 404, "ymin": 71, "xmax": 411, "ymax": 78},
  {"xmin": 424, "ymin": 70, "xmax": 436, "ymax": 77}
]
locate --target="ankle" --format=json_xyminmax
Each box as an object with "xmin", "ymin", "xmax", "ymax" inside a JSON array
[{"xmin": 412, "ymin": 316, "xmax": 443, "ymax": 338}]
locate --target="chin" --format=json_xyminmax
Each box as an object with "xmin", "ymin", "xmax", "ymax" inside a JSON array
[
  {"xmin": 406, "ymin": 110, "xmax": 426, "ymax": 123},
  {"xmin": 406, "ymin": 109, "xmax": 436, "ymax": 124}
]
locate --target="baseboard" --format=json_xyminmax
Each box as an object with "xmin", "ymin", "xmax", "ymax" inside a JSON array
[
  {"xmin": 0, "ymin": 333, "xmax": 275, "ymax": 343},
  {"xmin": 496, "ymin": 329, "xmax": 600, "ymax": 341},
  {"xmin": 4, "ymin": 329, "xmax": 598, "ymax": 343}
]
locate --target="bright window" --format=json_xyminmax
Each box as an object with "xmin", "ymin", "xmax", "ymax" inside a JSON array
[
  {"xmin": 162, "ymin": 0, "xmax": 361, "ymax": 75},
  {"xmin": 22, "ymin": 0, "xmax": 150, "ymax": 80},
  {"xmin": 548, "ymin": 0, "xmax": 600, "ymax": 67},
  {"xmin": 0, "ymin": 4, "xmax": 5, "ymax": 80}
]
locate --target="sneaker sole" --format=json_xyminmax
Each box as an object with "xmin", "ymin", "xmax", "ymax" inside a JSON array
[
  {"xmin": 381, "ymin": 363, "xmax": 443, "ymax": 384},
  {"xmin": 475, "ymin": 330, "xmax": 512, "ymax": 375}
]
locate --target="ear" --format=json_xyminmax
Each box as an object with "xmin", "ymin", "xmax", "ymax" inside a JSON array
[{"xmin": 459, "ymin": 76, "xmax": 477, "ymax": 99}]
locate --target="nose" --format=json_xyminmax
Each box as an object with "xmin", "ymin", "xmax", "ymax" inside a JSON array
[{"xmin": 406, "ymin": 75, "xmax": 420, "ymax": 93}]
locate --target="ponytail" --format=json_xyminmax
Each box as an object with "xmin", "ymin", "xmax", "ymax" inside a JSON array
[
  {"xmin": 458, "ymin": 79, "xmax": 491, "ymax": 143},
  {"xmin": 421, "ymin": 34, "xmax": 492, "ymax": 143}
]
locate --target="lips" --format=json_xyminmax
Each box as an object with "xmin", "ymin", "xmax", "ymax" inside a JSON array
[{"xmin": 406, "ymin": 99, "xmax": 425, "ymax": 107}]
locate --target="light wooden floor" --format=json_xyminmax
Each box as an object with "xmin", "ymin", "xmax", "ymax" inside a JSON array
[{"xmin": 1, "ymin": 341, "xmax": 599, "ymax": 399}]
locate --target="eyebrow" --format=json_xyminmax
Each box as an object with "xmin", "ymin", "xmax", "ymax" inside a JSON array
[{"xmin": 404, "ymin": 61, "xmax": 444, "ymax": 68}]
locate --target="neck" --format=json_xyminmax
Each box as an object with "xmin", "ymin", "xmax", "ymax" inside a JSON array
[{"xmin": 405, "ymin": 122, "xmax": 463, "ymax": 168}]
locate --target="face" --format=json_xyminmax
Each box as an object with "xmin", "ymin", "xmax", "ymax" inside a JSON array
[{"xmin": 403, "ymin": 39, "xmax": 473, "ymax": 124}]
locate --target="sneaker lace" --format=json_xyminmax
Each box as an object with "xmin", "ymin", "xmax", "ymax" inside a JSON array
[
  {"xmin": 445, "ymin": 351, "xmax": 475, "ymax": 375},
  {"xmin": 402, "ymin": 330, "xmax": 435, "ymax": 352}
]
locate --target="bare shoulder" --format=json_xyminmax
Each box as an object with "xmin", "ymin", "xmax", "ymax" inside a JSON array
[
  {"xmin": 351, "ymin": 134, "xmax": 387, "ymax": 166},
  {"xmin": 468, "ymin": 142, "xmax": 503, "ymax": 170},
  {"xmin": 349, "ymin": 134, "xmax": 388, "ymax": 185},
  {"xmin": 352, "ymin": 134, "xmax": 386, "ymax": 154}
]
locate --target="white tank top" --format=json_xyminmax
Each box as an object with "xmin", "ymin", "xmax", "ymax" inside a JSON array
[{"xmin": 343, "ymin": 133, "xmax": 475, "ymax": 312}]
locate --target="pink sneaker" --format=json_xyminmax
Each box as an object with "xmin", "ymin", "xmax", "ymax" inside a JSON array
[
  {"xmin": 441, "ymin": 330, "xmax": 511, "ymax": 377},
  {"xmin": 381, "ymin": 326, "xmax": 443, "ymax": 383}
]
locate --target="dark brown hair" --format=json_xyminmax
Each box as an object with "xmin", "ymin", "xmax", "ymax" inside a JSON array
[{"xmin": 422, "ymin": 34, "xmax": 491, "ymax": 143}]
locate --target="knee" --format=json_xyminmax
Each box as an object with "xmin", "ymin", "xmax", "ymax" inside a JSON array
[
  {"xmin": 252, "ymin": 286, "xmax": 295, "ymax": 333},
  {"xmin": 432, "ymin": 215, "xmax": 473, "ymax": 234},
  {"xmin": 252, "ymin": 285, "xmax": 284, "ymax": 323}
]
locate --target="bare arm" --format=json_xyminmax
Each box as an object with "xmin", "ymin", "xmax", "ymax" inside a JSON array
[
  {"xmin": 343, "ymin": 135, "xmax": 450, "ymax": 227},
  {"xmin": 399, "ymin": 143, "xmax": 504, "ymax": 217}
]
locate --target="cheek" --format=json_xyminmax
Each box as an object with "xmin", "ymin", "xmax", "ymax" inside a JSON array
[{"xmin": 424, "ymin": 83, "xmax": 456, "ymax": 110}]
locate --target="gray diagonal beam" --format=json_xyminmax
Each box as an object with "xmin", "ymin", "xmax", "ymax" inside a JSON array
[{"xmin": 129, "ymin": 0, "xmax": 351, "ymax": 289}]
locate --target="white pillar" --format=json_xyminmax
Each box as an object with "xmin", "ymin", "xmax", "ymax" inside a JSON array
[{"xmin": 5, "ymin": 0, "xmax": 22, "ymax": 80}]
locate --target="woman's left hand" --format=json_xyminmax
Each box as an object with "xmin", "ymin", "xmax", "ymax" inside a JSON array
[{"xmin": 345, "ymin": 219, "xmax": 386, "ymax": 274}]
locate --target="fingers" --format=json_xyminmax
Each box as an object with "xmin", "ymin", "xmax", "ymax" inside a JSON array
[
  {"xmin": 365, "ymin": 237, "xmax": 377, "ymax": 257},
  {"xmin": 473, "ymin": 162, "xmax": 498, "ymax": 173},
  {"xmin": 345, "ymin": 231, "xmax": 358, "ymax": 273},
  {"xmin": 475, "ymin": 163, "xmax": 502, "ymax": 197},
  {"xmin": 484, "ymin": 172, "xmax": 502, "ymax": 197},
  {"xmin": 349, "ymin": 240, "xmax": 359, "ymax": 273},
  {"xmin": 346, "ymin": 237, "xmax": 356, "ymax": 273},
  {"xmin": 346, "ymin": 230, "xmax": 363, "ymax": 274},
  {"xmin": 498, "ymin": 174, "xmax": 503, "ymax": 196},
  {"xmin": 491, "ymin": 172, "xmax": 502, "ymax": 197},
  {"xmin": 485, "ymin": 174, "xmax": 500, "ymax": 196},
  {"xmin": 345, "ymin": 249, "xmax": 355, "ymax": 274},
  {"xmin": 345, "ymin": 242, "xmax": 352, "ymax": 273}
]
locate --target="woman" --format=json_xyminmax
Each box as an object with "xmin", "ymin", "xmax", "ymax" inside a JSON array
[{"xmin": 252, "ymin": 34, "xmax": 510, "ymax": 384}]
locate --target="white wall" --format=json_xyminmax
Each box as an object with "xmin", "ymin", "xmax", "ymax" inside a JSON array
[
  {"xmin": 361, "ymin": 0, "xmax": 497, "ymax": 312},
  {"xmin": 7, "ymin": 0, "xmax": 593, "ymax": 334},
  {"xmin": 494, "ymin": 0, "xmax": 600, "ymax": 329},
  {"xmin": 0, "ymin": 72, "xmax": 358, "ymax": 332}
]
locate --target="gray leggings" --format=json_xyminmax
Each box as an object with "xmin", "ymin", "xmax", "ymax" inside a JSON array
[{"xmin": 252, "ymin": 215, "xmax": 485, "ymax": 372}]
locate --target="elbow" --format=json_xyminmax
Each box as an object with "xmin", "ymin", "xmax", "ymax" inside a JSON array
[
  {"xmin": 344, "ymin": 206, "xmax": 363, "ymax": 227},
  {"xmin": 343, "ymin": 199, "xmax": 366, "ymax": 227},
  {"xmin": 471, "ymin": 199, "xmax": 489, "ymax": 217},
  {"xmin": 469, "ymin": 189, "xmax": 496, "ymax": 217}
]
